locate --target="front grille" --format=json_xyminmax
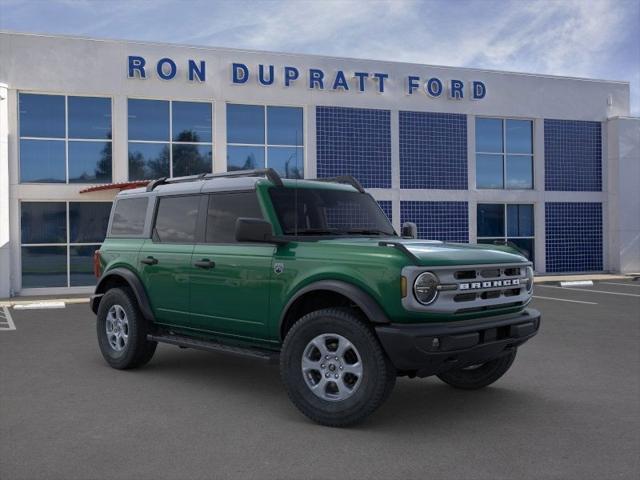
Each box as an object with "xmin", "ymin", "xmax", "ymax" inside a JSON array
[{"xmin": 402, "ymin": 262, "xmax": 532, "ymax": 314}]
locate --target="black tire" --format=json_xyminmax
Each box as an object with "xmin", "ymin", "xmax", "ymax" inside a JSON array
[
  {"xmin": 96, "ymin": 287, "xmax": 157, "ymax": 370},
  {"xmin": 280, "ymin": 307, "xmax": 396, "ymax": 427},
  {"xmin": 436, "ymin": 349, "xmax": 517, "ymax": 390}
]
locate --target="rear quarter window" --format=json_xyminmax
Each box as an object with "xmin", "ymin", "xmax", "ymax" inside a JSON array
[{"xmin": 109, "ymin": 197, "xmax": 149, "ymax": 236}]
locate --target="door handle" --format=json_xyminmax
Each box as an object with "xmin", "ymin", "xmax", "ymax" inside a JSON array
[
  {"xmin": 194, "ymin": 259, "xmax": 215, "ymax": 269},
  {"xmin": 141, "ymin": 256, "xmax": 158, "ymax": 265}
]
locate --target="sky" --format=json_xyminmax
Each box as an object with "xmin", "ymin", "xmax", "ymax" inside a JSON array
[{"xmin": 1, "ymin": 0, "xmax": 639, "ymax": 114}]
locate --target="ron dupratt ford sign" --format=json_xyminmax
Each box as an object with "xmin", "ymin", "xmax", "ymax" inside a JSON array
[{"xmin": 127, "ymin": 56, "xmax": 487, "ymax": 100}]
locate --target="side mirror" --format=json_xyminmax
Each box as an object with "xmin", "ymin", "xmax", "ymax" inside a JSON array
[
  {"xmin": 401, "ymin": 221, "xmax": 418, "ymax": 239},
  {"xmin": 236, "ymin": 218, "xmax": 278, "ymax": 243}
]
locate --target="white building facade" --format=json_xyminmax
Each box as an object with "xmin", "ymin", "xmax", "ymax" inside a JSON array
[{"xmin": 0, "ymin": 32, "xmax": 638, "ymax": 297}]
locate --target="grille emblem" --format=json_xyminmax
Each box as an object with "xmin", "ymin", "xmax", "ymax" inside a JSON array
[{"xmin": 459, "ymin": 279, "xmax": 520, "ymax": 290}]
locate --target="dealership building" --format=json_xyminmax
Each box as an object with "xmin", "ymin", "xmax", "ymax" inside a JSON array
[{"xmin": 0, "ymin": 31, "xmax": 638, "ymax": 297}]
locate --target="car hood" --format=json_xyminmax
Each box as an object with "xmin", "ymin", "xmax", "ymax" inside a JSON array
[{"xmin": 317, "ymin": 237, "xmax": 528, "ymax": 266}]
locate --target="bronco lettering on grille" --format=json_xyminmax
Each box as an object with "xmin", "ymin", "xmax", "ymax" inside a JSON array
[{"xmin": 459, "ymin": 279, "xmax": 520, "ymax": 290}]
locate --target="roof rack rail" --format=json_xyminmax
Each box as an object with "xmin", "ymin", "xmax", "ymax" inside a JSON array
[
  {"xmin": 313, "ymin": 175, "xmax": 365, "ymax": 193},
  {"xmin": 146, "ymin": 168, "xmax": 283, "ymax": 191}
]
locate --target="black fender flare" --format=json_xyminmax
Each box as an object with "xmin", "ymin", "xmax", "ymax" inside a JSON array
[
  {"xmin": 279, "ymin": 280, "xmax": 391, "ymax": 334},
  {"xmin": 91, "ymin": 268, "xmax": 155, "ymax": 322}
]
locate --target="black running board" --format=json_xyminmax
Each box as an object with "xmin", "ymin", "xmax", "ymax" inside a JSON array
[{"xmin": 147, "ymin": 333, "xmax": 279, "ymax": 363}]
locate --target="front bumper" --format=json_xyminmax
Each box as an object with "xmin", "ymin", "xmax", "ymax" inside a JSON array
[{"xmin": 375, "ymin": 308, "xmax": 541, "ymax": 377}]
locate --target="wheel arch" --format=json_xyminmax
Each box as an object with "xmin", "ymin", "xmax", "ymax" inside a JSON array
[
  {"xmin": 279, "ymin": 280, "xmax": 390, "ymax": 340},
  {"xmin": 91, "ymin": 268, "xmax": 155, "ymax": 322}
]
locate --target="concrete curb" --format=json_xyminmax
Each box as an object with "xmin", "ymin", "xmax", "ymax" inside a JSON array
[{"xmin": 0, "ymin": 297, "xmax": 90, "ymax": 307}]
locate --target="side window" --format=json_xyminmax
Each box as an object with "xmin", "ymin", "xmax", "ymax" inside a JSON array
[
  {"xmin": 205, "ymin": 192, "xmax": 263, "ymax": 243},
  {"xmin": 110, "ymin": 197, "xmax": 148, "ymax": 236},
  {"xmin": 153, "ymin": 195, "xmax": 200, "ymax": 243}
]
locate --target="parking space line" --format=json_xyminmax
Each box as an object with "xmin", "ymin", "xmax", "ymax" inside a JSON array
[
  {"xmin": 537, "ymin": 285, "xmax": 640, "ymax": 297},
  {"xmin": 0, "ymin": 306, "xmax": 16, "ymax": 331},
  {"xmin": 533, "ymin": 295, "xmax": 597, "ymax": 305},
  {"xmin": 600, "ymin": 282, "xmax": 640, "ymax": 288}
]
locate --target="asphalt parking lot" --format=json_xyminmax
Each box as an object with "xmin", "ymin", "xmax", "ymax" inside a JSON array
[{"xmin": 1, "ymin": 280, "xmax": 639, "ymax": 480}]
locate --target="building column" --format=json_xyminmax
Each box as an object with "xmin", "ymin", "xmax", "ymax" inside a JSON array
[{"xmin": 0, "ymin": 83, "xmax": 9, "ymax": 297}]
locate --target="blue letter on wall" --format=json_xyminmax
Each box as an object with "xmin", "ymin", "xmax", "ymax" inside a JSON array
[
  {"xmin": 332, "ymin": 71, "xmax": 349, "ymax": 91},
  {"xmin": 449, "ymin": 79, "xmax": 464, "ymax": 99},
  {"xmin": 373, "ymin": 73, "xmax": 388, "ymax": 93},
  {"xmin": 425, "ymin": 77, "xmax": 443, "ymax": 97},
  {"xmin": 188, "ymin": 60, "xmax": 206, "ymax": 82},
  {"xmin": 309, "ymin": 69, "xmax": 325, "ymax": 89},
  {"xmin": 259, "ymin": 64, "xmax": 275, "ymax": 86},
  {"xmin": 157, "ymin": 58, "xmax": 177, "ymax": 80},
  {"xmin": 232, "ymin": 63, "xmax": 249, "ymax": 84},
  {"xmin": 128, "ymin": 56, "xmax": 146, "ymax": 79},
  {"xmin": 407, "ymin": 76, "xmax": 420, "ymax": 95},
  {"xmin": 353, "ymin": 72, "xmax": 368, "ymax": 92},
  {"xmin": 284, "ymin": 66, "xmax": 299, "ymax": 87},
  {"xmin": 472, "ymin": 81, "xmax": 486, "ymax": 99}
]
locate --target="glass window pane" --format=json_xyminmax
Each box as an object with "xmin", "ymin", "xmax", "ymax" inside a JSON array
[
  {"xmin": 19, "ymin": 93, "xmax": 65, "ymax": 138},
  {"xmin": 506, "ymin": 119, "xmax": 532, "ymax": 154},
  {"xmin": 227, "ymin": 104, "xmax": 264, "ymax": 144},
  {"xmin": 68, "ymin": 96, "xmax": 112, "ymax": 139},
  {"xmin": 268, "ymin": 147, "xmax": 303, "ymax": 179},
  {"xmin": 508, "ymin": 238, "xmax": 534, "ymax": 262},
  {"xmin": 22, "ymin": 246, "xmax": 68, "ymax": 288},
  {"xmin": 507, "ymin": 204, "xmax": 534, "ymax": 237},
  {"xmin": 477, "ymin": 204, "xmax": 505, "ymax": 237},
  {"xmin": 70, "ymin": 245, "xmax": 100, "ymax": 286},
  {"xmin": 172, "ymin": 144, "xmax": 212, "ymax": 177},
  {"xmin": 477, "ymin": 238, "xmax": 502, "ymax": 246},
  {"xmin": 68, "ymin": 141, "xmax": 112, "ymax": 183},
  {"xmin": 110, "ymin": 197, "xmax": 148, "ymax": 236},
  {"xmin": 20, "ymin": 139, "xmax": 65, "ymax": 183},
  {"xmin": 267, "ymin": 106, "xmax": 303, "ymax": 146},
  {"xmin": 227, "ymin": 145, "xmax": 265, "ymax": 171},
  {"xmin": 21, "ymin": 202, "xmax": 66, "ymax": 244},
  {"xmin": 206, "ymin": 192, "xmax": 263, "ymax": 243},
  {"xmin": 506, "ymin": 155, "xmax": 533, "ymax": 189},
  {"xmin": 475, "ymin": 118, "xmax": 503, "ymax": 153},
  {"xmin": 476, "ymin": 154, "xmax": 503, "ymax": 189},
  {"xmin": 172, "ymin": 101, "xmax": 212, "ymax": 143},
  {"xmin": 154, "ymin": 195, "xmax": 200, "ymax": 243},
  {"xmin": 128, "ymin": 99, "xmax": 169, "ymax": 141},
  {"xmin": 128, "ymin": 142, "xmax": 170, "ymax": 180},
  {"xmin": 69, "ymin": 202, "xmax": 112, "ymax": 243}
]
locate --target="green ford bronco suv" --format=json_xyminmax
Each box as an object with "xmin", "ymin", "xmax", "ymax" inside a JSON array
[{"xmin": 91, "ymin": 168, "xmax": 540, "ymax": 427}]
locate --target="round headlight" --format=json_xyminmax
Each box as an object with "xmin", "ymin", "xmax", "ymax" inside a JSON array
[
  {"xmin": 414, "ymin": 272, "xmax": 439, "ymax": 305},
  {"xmin": 525, "ymin": 266, "xmax": 534, "ymax": 293}
]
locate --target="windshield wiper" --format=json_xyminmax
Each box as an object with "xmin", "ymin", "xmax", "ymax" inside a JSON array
[
  {"xmin": 290, "ymin": 228, "xmax": 345, "ymax": 236},
  {"xmin": 344, "ymin": 229, "xmax": 391, "ymax": 236}
]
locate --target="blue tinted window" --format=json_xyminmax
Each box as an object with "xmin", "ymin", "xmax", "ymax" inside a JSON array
[
  {"xmin": 70, "ymin": 245, "xmax": 99, "ymax": 286},
  {"xmin": 19, "ymin": 93, "xmax": 65, "ymax": 138},
  {"xmin": 20, "ymin": 139, "xmax": 65, "ymax": 183},
  {"xmin": 68, "ymin": 96, "xmax": 112, "ymax": 139},
  {"xmin": 227, "ymin": 104, "xmax": 264, "ymax": 144},
  {"xmin": 21, "ymin": 202, "xmax": 67, "ymax": 244},
  {"xmin": 68, "ymin": 141, "xmax": 112, "ymax": 183},
  {"xmin": 507, "ymin": 204, "xmax": 534, "ymax": 237},
  {"xmin": 506, "ymin": 120, "xmax": 532, "ymax": 154},
  {"xmin": 172, "ymin": 101, "xmax": 212, "ymax": 143},
  {"xmin": 506, "ymin": 155, "xmax": 533, "ymax": 189},
  {"xmin": 21, "ymin": 246, "xmax": 68, "ymax": 288},
  {"xmin": 477, "ymin": 204, "xmax": 505, "ymax": 237},
  {"xmin": 227, "ymin": 145, "xmax": 265, "ymax": 171},
  {"xmin": 172, "ymin": 144, "xmax": 212, "ymax": 177},
  {"xmin": 128, "ymin": 142, "xmax": 170, "ymax": 180},
  {"xmin": 476, "ymin": 118, "xmax": 502, "ymax": 153},
  {"xmin": 476, "ymin": 154, "xmax": 503, "ymax": 189},
  {"xmin": 267, "ymin": 106, "xmax": 303, "ymax": 146},
  {"xmin": 268, "ymin": 147, "xmax": 303, "ymax": 179},
  {"xmin": 69, "ymin": 202, "xmax": 112, "ymax": 243},
  {"xmin": 128, "ymin": 99, "xmax": 169, "ymax": 141}
]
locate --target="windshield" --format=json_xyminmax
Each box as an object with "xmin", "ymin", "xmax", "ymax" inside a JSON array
[{"xmin": 269, "ymin": 187, "xmax": 396, "ymax": 236}]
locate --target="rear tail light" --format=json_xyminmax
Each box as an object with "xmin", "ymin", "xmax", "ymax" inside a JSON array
[{"xmin": 93, "ymin": 250, "xmax": 102, "ymax": 278}]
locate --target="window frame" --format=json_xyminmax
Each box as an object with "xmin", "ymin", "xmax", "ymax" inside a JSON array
[
  {"xmin": 226, "ymin": 102, "xmax": 305, "ymax": 178},
  {"xmin": 476, "ymin": 202, "xmax": 535, "ymax": 260},
  {"xmin": 19, "ymin": 200, "xmax": 113, "ymax": 289},
  {"xmin": 18, "ymin": 92, "xmax": 114, "ymax": 184},
  {"xmin": 475, "ymin": 116, "xmax": 534, "ymax": 190},
  {"xmin": 127, "ymin": 98, "xmax": 214, "ymax": 180}
]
